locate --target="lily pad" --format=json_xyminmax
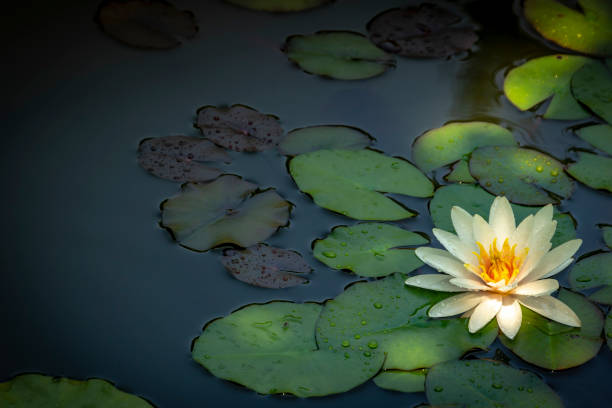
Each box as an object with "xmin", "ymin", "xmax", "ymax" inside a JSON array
[
  {"xmin": 373, "ymin": 369, "xmax": 426, "ymax": 393},
  {"xmin": 312, "ymin": 223, "xmax": 428, "ymax": 277},
  {"xmin": 138, "ymin": 136, "xmax": 230, "ymax": 182},
  {"xmin": 429, "ymin": 184, "xmax": 576, "ymax": 248},
  {"xmin": 606, "ymin": 312, "xmax": 612, "ymax": 351},
  {"xmin": 367, "ymin": 4, "xmax": 478, "ymax": 58},
  {"xmin": 161, "ymin": 175, "xmax": 291, "ymax": 251},
  {"xmin": 566, "ymin": 151, "xmax": 612, "ymax": 192},
  {"xmin": 192, "ymin": 301, "xmax": 384, "ymax": 397},
  {"xmin": 316, "ymin": 273, "xmax": 498, "ymax": 372},
  {"xmin": 279, "ymin": 125, "xmax": 373, "ymax": 156},
  {"xmin": 572, "ymin": 61, "xmax": 612, "ymax": 124},
  {"xmin": 221, "ymin": 244, "xmax": 311, "ymax": 288},
  {"xmin": 97, "ymin": 0, "xmax": 197, "ymax": 49},
  {"xmin": 195, "ymin": 104, "xmax": 283, "ymax": 152},
  {"xmin": 602, "ymin": 225, "xmax": 612, "ymax": 248},
  {"xmin": 569, "ymin": 252, "xmax": 612, "ymax": 305},
  {"xmin": 224, "ymin": 0, "xmax": 331, "ymax": 12},
  {"xmin": 0, "ymin": 374, "xmax": 152, "ymax": 407},
  {"xmin": 412, "ymin": 122, "xmax": 516, "ymax": 172},
  {"xmin": 524, "ymin": 0, "xmax": 612, "ymax": 57},
  {"xmin": 426, "ymin": 360, "xmax": 563, "ymax": 408},
  {"xmin": 500, "ymin": 289, "xmax": 603, "ymax": 370},
  {"xmin": 469, "ymin": 146, "xmax": 574, "ymax": 205},
  {"xmin": 504, "ymin": 54, "xmax": 593, "ymax": 120},
  {"xmin": 283, "ymin": 31, "xmax": 396, "ymax": 80},
  {"xmin": 444, "ymin": 160, "xmax": 476, "ymax": 183},
  {"xmin": 289, "ymin": 149, "xmax": 433, "ymax": 220},
  {"xmin": 576, "ymin": 124, "xmax": 612, "ymax": 155}
]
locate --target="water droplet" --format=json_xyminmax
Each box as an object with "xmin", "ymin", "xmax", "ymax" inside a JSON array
[
  {"xmin": 344, "ymin": 352, "xmax": 350, "ymax": 359},
  {"xmin": 551, "ymin": 178, "xmax": 557, "ymax": 183},
  {"xmin": 367, "ymin": 341, "xmax": 378, "ymax": 349},
  {"xmin": 576, "ymin": 276, "xmax": 591, "ymax": 282},
  {"xmin": 361, "ymin": 229, "xmax": 368, "ymax": 234},
  {"xmin": 518, "ymin": 386, "xmax": 525, "ymax": 391},
  {"xmin": 330, "ymin": 322, "xmax": 336, "ymax": 327},
  {"xmin": 373, "ymin": 302, "xmax": 383, "ymax": 309},
  {"xmin": 527, "ymin": 388, "xmax": 533, "ymax": 393},
  {"xmin": 363, "ymin": 351, "xmax": 371, "ymax": 357},
  {"xmin": 391, "ymin": 162, "xmax": 400, "ymax": 169},
  {"xmin": 354, "ymin": 334, "xmax": 361, "ymax": 339},
  {"xmin": 340, "ymin": 242, "xmax": 347, "ymax": 247},
  {"xmin": 374, "ymin": 253, "xmax": 385, "ymax": 260},
  {"xmin": 536, "ymin": 166, "xmax": 543, "ymax": 172},
  {"xmin": 492, "ymin": 383, "xmax": 503, "ymax": 389},
  {"xmin": 434, "ymin": 386, "xmax": 444, "ymax": 392},
  {"xmin": 498, "ymin": 177, "xmax": 504, "ymax": 183},
  {"xmin": 361, "ymin": 320, "xmax": 367, "ymax": 326},
  {"xmin": 486, "ymin": 181, "xmax": 492, "ymax": 187},
  {"xmin": 551, "ymin": 169, "xmax": 559, "ymax": 176},
  {"xmin": 322, "ymin": 251, "xmax": 336, "ymax": 258},
  {"xmin": 341, "ymin": 340, "xmax": 350, "ymax": 348}
]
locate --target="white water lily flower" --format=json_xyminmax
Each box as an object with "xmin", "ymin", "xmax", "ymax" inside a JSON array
[{"xmin": 405, "ymin": 196, "xmax": 582, "ymax": 339}]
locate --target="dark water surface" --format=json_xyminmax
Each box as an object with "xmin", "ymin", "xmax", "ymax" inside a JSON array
[{"xmin": 2, "ymin": 0, "xmax": 611, "ymax": 407}]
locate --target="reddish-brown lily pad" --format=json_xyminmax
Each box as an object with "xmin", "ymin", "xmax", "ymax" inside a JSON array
[
  {"xmin": 195, "ymin": 105, "xmax": 283, "ymax": 152},
  {"xmin": 221, "ymin": 244, "xmax": 311, "ymax": 288}
]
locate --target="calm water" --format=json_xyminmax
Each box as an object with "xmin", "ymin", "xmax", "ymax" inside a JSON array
[{"xmin": 2, "ymin": 0, "xmax": 611, "ymax": 407}]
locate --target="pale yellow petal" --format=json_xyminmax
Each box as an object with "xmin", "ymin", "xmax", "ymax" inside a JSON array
[
  {"xmin": 517, "ymin": 295, "xmax": 581, "ymax": 327},
  {"xmin": 405, "ymin": 274, "xmax": 465, "ymax": 292},
  {"xmin": 449, "ymin": 277, "xmax": 489, "ymax": 291},
  {"xmin": 489, "ymin": 196, "xmax": 515, "ymax": 241},
  {"xmin": 509, "ymin": 215, "xmax": 533, "ymax": 252},
  {"xmin": 512, "ymin": 279, "xmax": 559, "ymax": 296},
  {"xmin": 540, "ymin": 257, "xmax": 574, "ymax": 280},
  {"xmin": 473, "ymin": 214, "xmax": 495, "ymax": 250},
  {"xmin": 415, "ymin": 247, "xmax": 476, "ymax": 279},
  {"xmin": 433, "ymin": 228, "xmax": 478, "ymax": 265},
  {"xmin": 533, "ymin": 204, "xmax": 553, "ymax": 233},
  {"xmin": 522, "ymin": 239, "xmax": 582, "ymax": 283},
  {"xmin": 468, "ymin": 294, "xmax": 502, "ymax": 333},
  {"xmin": 497, "ymin": 296, "xmax": 522, "ymax": 339},
  {"xmin": 451, "ymin": 206, "xmax": 475, "ymax": 246},
  {"xmin": 428, "ymin": 292, "xmax": 485, "ymax": 317}
]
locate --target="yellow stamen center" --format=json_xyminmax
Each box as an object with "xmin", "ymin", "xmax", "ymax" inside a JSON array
[{"xmin": 468, "ymin": 238, "xmax": 528, "ymax": 285}]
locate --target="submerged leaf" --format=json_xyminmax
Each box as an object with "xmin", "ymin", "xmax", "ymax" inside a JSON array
[
  {"xmin": 571, "ymin": 61, "xmax": 612, "ymax": 124},
  {"xmin": 289, "ymin": 149, "xmax": 433, "ymax": 220},
  {"xmin": 602, "ymin": 225, "xmax": 612, "ymax": 248},
  {"xmin": 313, "ymin": 223, "xmax": 428, "ymax": 277},
  {"xmin": 444, "ymin": 159, "xmax": 476, "ymax": 183},
  {"xmin": 283, "ymin": 31, "xmax": 395, "ymax": 80},
  {"xmin": 161, "ymin": 175, "xmax": 290, "ymax": 251},
  {"xmin": 279, "ymin": 125, "xmax": 372, "ymax": 156},
  {"xmin": 221, "ymin": 244, "xmax": 311, "ymax": 288},
  {"xmin": 576, "ymin": 124, "xmax": 612, "ymax": 155},
  {"xmin": 224, "ymin": 0, "xmax": 331, "ymax": 12},
  {"xmin": 373, "ymin": 369, "xmax": 426, "ymax": 393},
  {"xmin": 97, "ymin": 0, "xmax": 197, "ymax": 49},
  {"xmin": 569, "ymin": 252, "xmax": 612, "ymax": 305},
  {"xmin": 566, "ymin": 151, "xmax": 612, "ymax": 192},
  {"xmin": 195, "ymin": 105, "xmax": 283, "ymax": 152}
]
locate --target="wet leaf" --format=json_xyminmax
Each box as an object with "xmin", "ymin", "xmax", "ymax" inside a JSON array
[
  {"xmin": 195, "ymin": 104, "xmax": 283, "ymax": 152},
  {"xmin": 469, "ymin": 146, "xmax": 574, "ymax": 205},
  {"xmin": 576, "ymin": 124, "xmax": 612, "ymax": 155},
  {"xmin": 316, "ymin": 274, "xmax": 498, "ymax": 372},
  {"xmin": 138, "ymin": 136, "xmax": 230, "ymax": 182},
  {"xmin": 426, "ymin": 360, "xmax": 563, "ymax": 408},
  {"xmin": 524, "ymin": 0, "xmax": 612, "ymax": 57},
  {"xmin": 373, "ymin": 369, "xmax": 426, "ymax": 393},
  {"xmin": 602, "ymin": 225, "xmax": 612, "ymax": 248},
  {"xmin": 606, "ymin": 312, "xmax": 612, "ymax": 351},
  {"xmin": 566, "ymin": 151, "xmax": 612, "ymax": 192},
  {"xmin": 367, "ymin": 4, "xmax": 478, "ymax": 58},
  {"xmin": 504, "ymin": 54, "xmax": 593, "ymax": 120},
  {"xmin": 283, "ymin": 31, "xmax": 395, "ymax": 80},
  {"xmin": 0, "ymin": 374, "xmax": 152, "ymax": 407},
  {"xmin": 500, "ymin": 289, "xmax": 603, "ymax": 370},
  {"xmin": 430, "ymin": 184, "xmax": 576, "ymax": 248},
  {"xmin": 412, "ymin": 122, "xmax": 516, "ymax": 172},
  {"xmin": 313, "ymin": 223, "xmax": 428, "ymax": 278},
  {"xmin": 224, "ymin": 0, "xmax": 331, "ymax": 12},
  {"xmin": 571, "ymin": 61, "xmax": 612, "ymax": 124},
  {"xmin": 221, "ymin": 244, "xmax": 311, "ymax": 288},
  {"xmin": 161, "ymin": 175, "xmax": 290, "ymax": 251},
  {"xmin": 97, "ymin": 0, "xmax": 197, "ymax": 49},
  {"xmin": 279, "ymin": 125, "xmax": 372, "ymax": 156},
  {"xmin": 289, "ymin": 149, "xmax": 434, "ymax": 220},
  {"xmin": 444, "ymin": 159, "xmax": 476, "ymax": 183},
  {"xmin": 192, "ymin": 302, "xmax": 384, "ymax": 397},
  {"xmin": 569, "ymin": 252, "xmax": 612, "ymax": 305}
]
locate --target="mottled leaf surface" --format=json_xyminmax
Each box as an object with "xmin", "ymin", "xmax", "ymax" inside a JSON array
[
  {"xmin": 373, "ymin": 369, "xmax": 426, "ymax": 393},
  {"xmin": 569, "ymin": 252, "xmax": 612, "ymax": 305},
  {"xmin": 444, "ymin": 159, "xmax": 476, "ymax": 183},
  {"xmin": 566, "ymin": 151, "xmax": 612, "ymax": 192},
  {"xmin": 571, "ymin": 61, "xmax": 612, "ymax": 124},
  {"xmin": 576, "ymin": 124, "xmax": 612, "ymax": 155},
  {"xmin": 224, "ymin": 0, "xmax": 331, "ymax": 12},
  {"xmin": 279, "ymin": 125, "xmax": 372, "ymax": 156}
]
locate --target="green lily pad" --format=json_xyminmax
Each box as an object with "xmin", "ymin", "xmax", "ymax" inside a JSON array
[
  {"xmin": 373, "ymin": 369, "xmax": 426, "ymax": 393},
  {"xmin": 576, "ymin": 124, "xmax": 612, "ymax": 155},
  {"xmin": 469, "ymin": 146, "xmax": 574, "ymax": 205},
  {"xmin": 569, "ymin": 252, "xmax": 612, "ymax": 305},
  {"xmin": 500, "ymin": 289, "xmax": 604, "ymax": 370},
  {"xmin": 192, "ymin": 301, "xmax": 384, "ymax": 397},
  {"xmin": 606, "ymin": 312, "xmax": 612, "ymax": 351},
  {"xmin": 524, "ymin": 0, "xmax": 612, "ymax": 57},
  {"xmin": 279, "ymin": 125, "xmax": 373, "ymax": 156},
  {"xmin": 504, "ymin": 54, "xmax": 593, "ymax": 120},
  {"xmin": 0, "ymin": 374, "xmax": 152, "ymax": 407},
  {"xmin": 283, "ymin": 31, "xmax": 396, "ymax": 80},
  {"xmin": 313, "ymin": 223, "xmax": 428, "ymax": 277},
  {"xmin": 572, "ymin": 61, "xmax": 612, "ymax": 124},
  {"xmin": 430, "ymin": 184, "xmax": 576, "ymax": 248},
  {"xmin": 426, "ymin": 360, "xmax": 563, "ymax": 408},
  {"xmin": 444, "ymin": 159, "xmax": 476, "ymax": 183},
  {"xmin": 316, "ymin": 274, "xmax": 498, "ymax": 372},
  {"xmin": 566, "ymin": 151, "xmax": 612, "ymax": 192},
  {"xmin": 224, "ymin": 0, "xmax": 331, "ymax": 12},
  {"xmin": 161, "ymin": 175, "xmax": 291, "ymax": 251},
  {"xmin": 412, "ymin": 122, "xmax": 516, "ymax": 173},
  {"xmin": 602, "ymin": 225, "xmax": 612, "ymax": 248},
  {"xmin": 289, "ymin": 149, "xmax": 433, "ymax": 220}
]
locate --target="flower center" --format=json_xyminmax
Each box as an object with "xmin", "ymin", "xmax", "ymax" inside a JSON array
[{"xmin": 470, "ymin": 238, "xmax": 528, "ymax": 285}]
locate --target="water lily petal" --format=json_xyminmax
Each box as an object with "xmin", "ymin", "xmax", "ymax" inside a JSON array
[
  {"xmin": 433, "ymin": 228, "xmax": 478, "ymax": 265},
  {"xmin": 532, "ymin": 203, "xmax": 553, "ymax": 234},
  {"xmin": 509, "ymin": 214, "xmax": 533, "ymax": 252},
  {"xmin": 473, "ymin": 214, "xmax": 495, "ymax": 251},
  {"xmin": 451, "ymin": 205, "xmax": 475, "ymax": 246},
  {"xmin": 404, "ymin": 274, "xmax": 465, "ymax": 292},
  {"xmin": 428, "ymin": 292, "xmax": 485, "ymax": 318},
  {"xmin": 415, "ymin": 247, "xmax": 476, "ymax": 279},
  {"xmin": 522, "ymin": 239, "xmax": 582, "ymax": 283},
  {"xmin": 512, "ymin": 279, "xmax": 559, "ymax": 296},
  {"xmin": 449, "ymin": 277, "xmax": 489, "ymax": 291},
  {"xmin": 517, "ymin": 225, "xmax": 555, "ymax": 281},
  {"xmin": 468, "ymin": 294, "xmax": 502, "ymax": 333},
  {"xmin": 517, "ymin": 295, "xmax": 581, "ymax": 327},
  {"xmin": 497, "ymin": 296, "xmax": 522, "ymax": 339},
  {"xmin": 540, "ymin": 257, "xmax": 574, "ymax": 279},
  {"xmin": 489, "ymin": 196, "xmax": 515, "ymax": 241}
]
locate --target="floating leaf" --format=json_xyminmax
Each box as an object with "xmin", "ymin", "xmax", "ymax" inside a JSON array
[
  {"xmin": 195, "ymin": 105, "xmax": 283, "ymax": 152},
  {"xmin": 0, "ymin": 374, "xmax": 152, "ymax": 407},
  {"xmin": 469, "ymin": 146, "xmax": 574, "ymax": 205},
  {"xmin": 576, "ymin": 124, "xmax": 612, "ymax": 155},
  {"xmin": 572, "ymin": 61, "xmax": 612, "ymax": 124},
  {"xmin": 504, "ymin": 54, "xmax": 593, "ymax": 119},
  {"xmin": 569, "ymin": 252, "xmax": 612, "ymax": 305},
  {"xmin": 192, "ymin": 302, "xmax": 384, "ymax": 397},
  {"xmin": 367, "ymin": 4, "xmax": 478, "ymax": 58},
  {"xmin": 283, "ymin": 31, "xmax": 396, "ymax": 80},
  {"xmin": 373, "ymin": 369, "xmax": 426, "ymax": 393},
  {"xmin": 161, "ymin": 175, "xmax": 290, "ymax": 251},
  {"xmin": 500, "ymin": 289, "xmax": 603, "ymax": 370},
  {"xmin": 444, "ymin": 160, "xmax": 476, "ymax": 183},
  {"xmin": 221, "ymin": 244, "xmax": 311, "ymax": 288},
  {"xmin": 606, "ymin": 312, "xmax": 612, "ymax": 351},
  {"xmin": 430, "ymin": 184, "xmax": 576, "ymax": 248},
  {"xmin": 138, "ymin": 136, "xmax": 230, "ymax": 182},
  {"xmin": 566, "ymin": 151, "xmax": 612, "ymax": 192},
  {"xmin": 426, "ymin": 360, "xmax": 563, "ymax": 408},
  {"xmin": 524, "ymin": 0, "xmax": 612, "ymax": 57},
  {"xmin": 279, "ymin": 125, "xmax": 372, "ymax": 156},
  {"xmin": 602, "ymin": 225, "xmax": 612, "ymax": 248},
  {"xmin": 313, "ymin": 223, "xmax": 428, "ymax": 277},
  {"xmin": 97, "ymin": 0, "xmax": 197, "ymax": 49},
  {"xmin": 412, "ymin": 122, "xmax": 516, "ymax": 172},
  {"xmin": 316, "ymin": 274, "xmax": 498, "ymax": 372},
  {"xmin": 224, "ymin": 0, "xmax": 331, "ymax": 12}
]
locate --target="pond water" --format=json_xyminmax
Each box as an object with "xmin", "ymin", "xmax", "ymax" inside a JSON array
[{"xmin": 2, "ymin": 0, "xmax": 611, "ymax": 407}]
